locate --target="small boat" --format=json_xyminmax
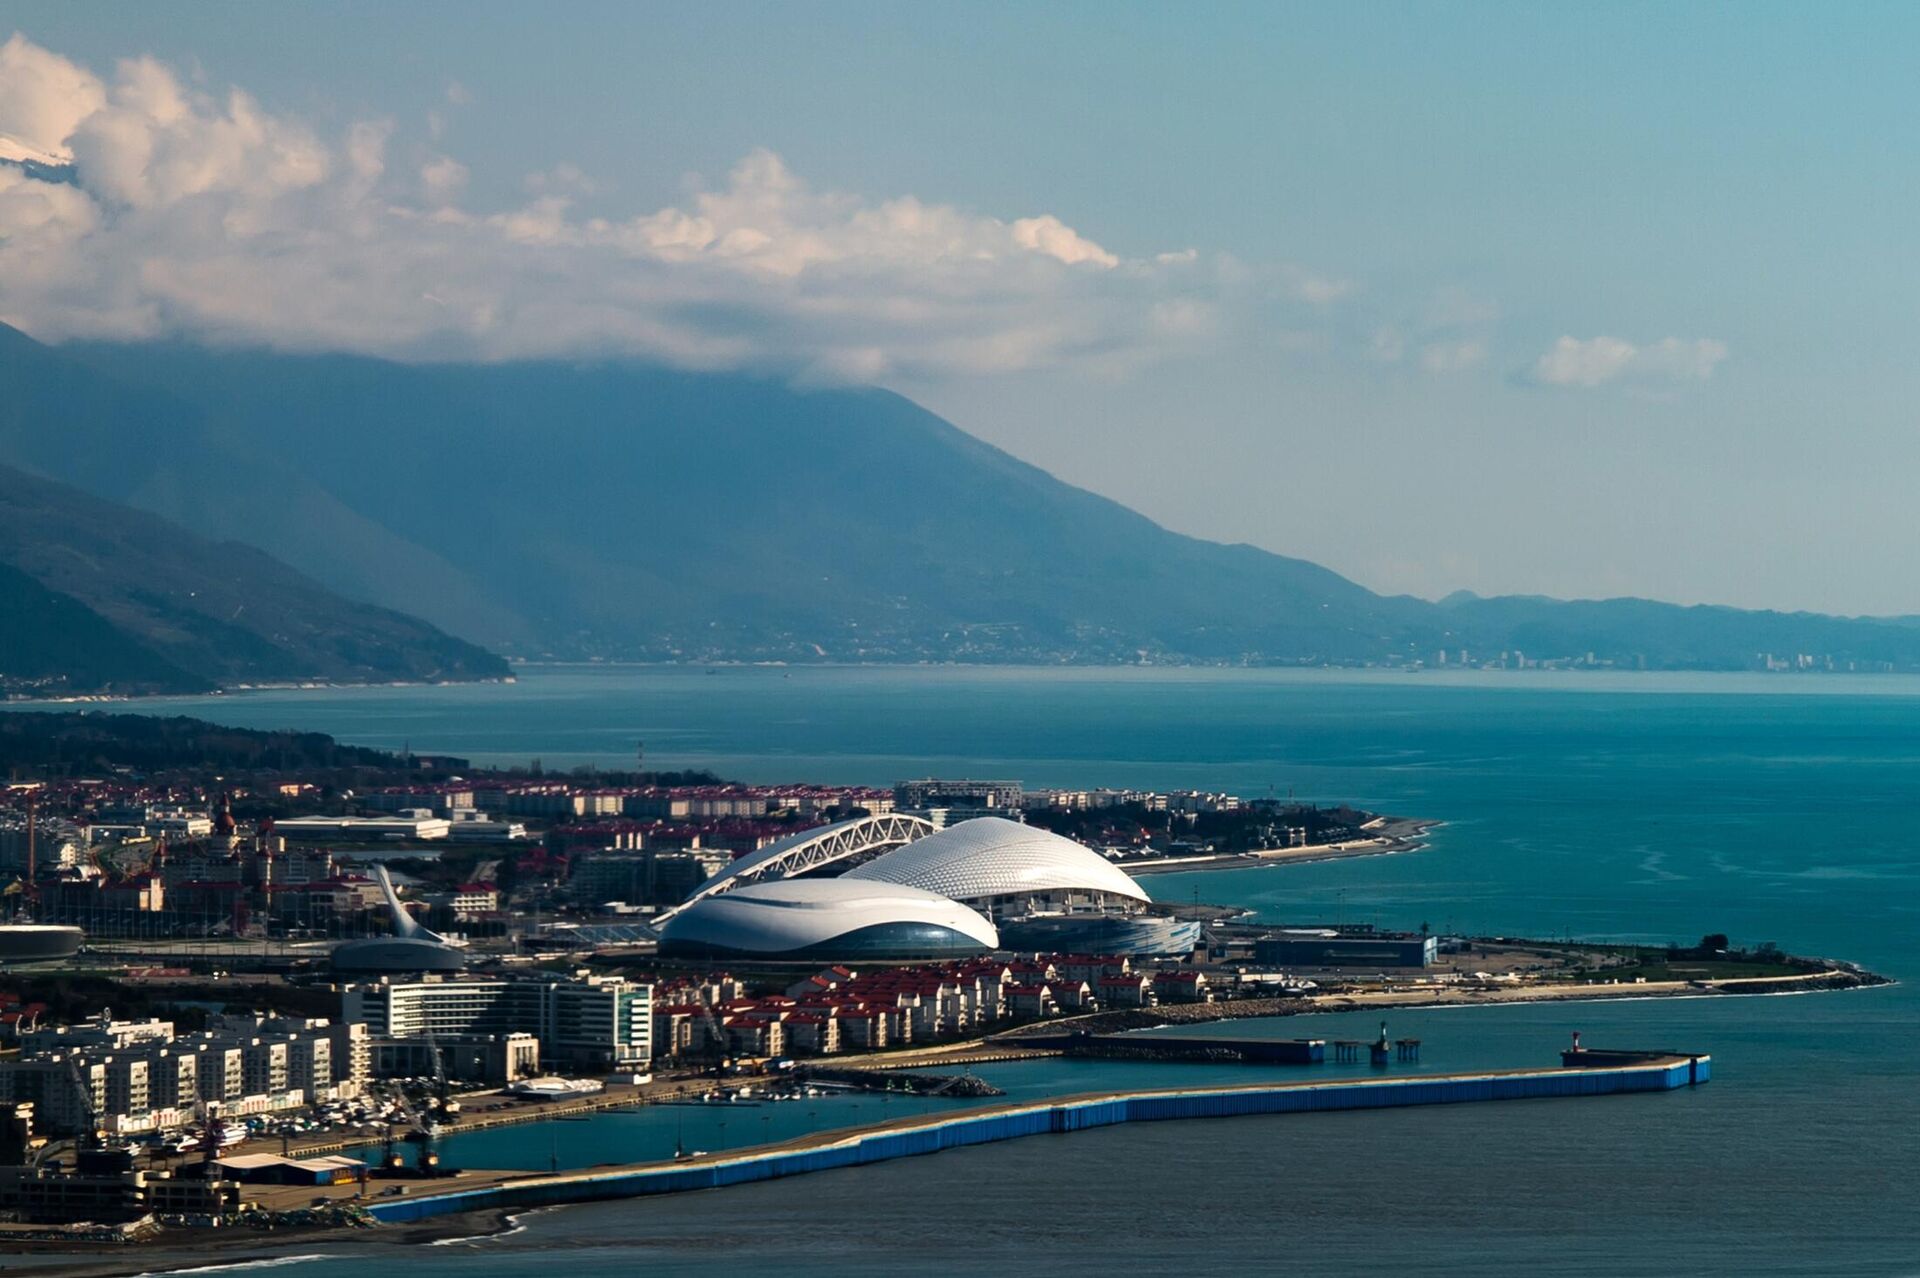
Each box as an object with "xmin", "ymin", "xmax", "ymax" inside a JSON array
[{"xmin": 173, "ymin": 1124, "xmax": 247, "ymax": 1152}]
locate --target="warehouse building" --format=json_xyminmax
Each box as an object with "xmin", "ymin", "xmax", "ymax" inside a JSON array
[{"xmin": 1253, "ymin": 931, "xmax": 1437, "ymax": 969}]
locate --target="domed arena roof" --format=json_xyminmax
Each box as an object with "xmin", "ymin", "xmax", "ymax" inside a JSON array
[
  {"xmin": 658, "ymin": 812, "xmax": 937, "ymax": 922},
  {"xmin": 656, "ymin": 878, "xmax": 1000, "ymax": 961},
  {"xmin": 844, "ymin": 816, "xmax": 1150, "ymax": 905}
]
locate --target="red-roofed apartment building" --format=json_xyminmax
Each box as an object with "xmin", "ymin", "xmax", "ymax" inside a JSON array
[
  {"xmin": 1006, "ymin": 984, "xmax": 1057, "ymax": 1019},
  {"xmin": 784, "ymin": 1013, "xmax": 841, "ymax": 1055},
  {"xmin": 1099, "ymin": 975, "xmax": 1156, "ymax": 1008},
  {"xmin": 1152, "ymin": 970, "xmax": 1212, "ymax": 1003},
  {"xmin": 1050, "ymin": 979, "xmax": 1097, "ymax": 1012}
]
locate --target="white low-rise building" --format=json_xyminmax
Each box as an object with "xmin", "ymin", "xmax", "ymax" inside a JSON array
[{"xmin": 274, "ymin": 815, "xmax": 452, "ymax": 842}]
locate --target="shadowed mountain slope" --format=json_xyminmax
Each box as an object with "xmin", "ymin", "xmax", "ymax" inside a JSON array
[
  {"xmin": 0, "ymin": 456, "xmax": 508, "ymax": 693},
  {"xmin": 4, "ymin": 323, "xmax": 1918, "ymax": 671}
]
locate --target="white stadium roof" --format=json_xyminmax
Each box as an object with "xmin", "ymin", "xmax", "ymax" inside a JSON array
[
  {"xmin": 654, "ymin": 812, "xmax": 936, "ymax": 924},
  {"xmin": 844, "ymin": 816, "xmax": 1150, "ymax": 905},
  {"xmin": 656, "ymin": 878, "xmax": 999, "ymax": 958}
]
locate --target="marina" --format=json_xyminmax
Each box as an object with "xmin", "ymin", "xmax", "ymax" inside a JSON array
[
  {"xmin": 2, "ymin": 667, "xmax": 1914, "ymax": 1275},
  {"xmin": 349, "ymin": 1049, "xmax": 1710, "ymax": 1224}
]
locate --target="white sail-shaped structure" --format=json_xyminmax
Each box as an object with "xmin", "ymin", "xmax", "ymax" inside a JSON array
[{"xmin": 330, "ymin": 864, "xmax": 468, "ymax": 974}]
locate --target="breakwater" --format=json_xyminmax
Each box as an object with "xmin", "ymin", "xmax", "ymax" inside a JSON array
[
  {"xmin": 797, "ymin": 1065, "xmax": 1005, "ymax": 1097},
  {"xmin": 363, "ymin": 1052, "xmax": 1709, "ymax": 1224}
]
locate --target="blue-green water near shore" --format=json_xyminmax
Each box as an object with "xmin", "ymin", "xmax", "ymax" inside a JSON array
[{"xmin": 42, "ymin": 666, "xmax": 1920, "ymax": 1275}]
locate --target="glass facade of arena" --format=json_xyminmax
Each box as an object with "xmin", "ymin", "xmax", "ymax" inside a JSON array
[{"xmin": 659, "ymin": 921, "xmax": 992, "ymax": 962}]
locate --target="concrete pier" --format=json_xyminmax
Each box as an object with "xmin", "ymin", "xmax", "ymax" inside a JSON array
[{"xmin": 360, "ymin": 1051, "xmax": 1711, "ymax": 1224}]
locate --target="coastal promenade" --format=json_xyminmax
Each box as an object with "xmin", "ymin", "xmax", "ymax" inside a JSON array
[
  {"xmin": 352, "ymin": 1051, "xmax": 1709, "ymax": 1224},
  {"xmin": 241, "ymin": 964, "xmax": 1858, "ymax": 1159}
]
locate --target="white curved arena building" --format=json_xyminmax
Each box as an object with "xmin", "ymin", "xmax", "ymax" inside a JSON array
[
  {"xmin": 844, "ymin": 816, "xmax": 1150, "ymax": 914},
  {"xmin": 658, "ymin": 815, "xmax": 1197, "ymax": 961},
  {"xmin": 655, "ymin": 878, "xmax": 1000, "ymax": 961}
]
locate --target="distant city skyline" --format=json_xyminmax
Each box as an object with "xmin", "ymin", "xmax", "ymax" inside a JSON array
[{"xmin": 1, "ymin": 3, "xmax": 1914, "ymax": 615}]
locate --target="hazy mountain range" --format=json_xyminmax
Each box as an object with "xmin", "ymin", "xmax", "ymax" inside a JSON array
[
  {"xmin": 5, "ymin": 320, "xmax": 1920, "ymax": 681},
  {"xmin": 0, "ymin": 454, "xmax": 507, "ymax": 695}
]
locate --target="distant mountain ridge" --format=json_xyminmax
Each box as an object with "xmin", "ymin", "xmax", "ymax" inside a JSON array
[
  {"xmin": 0, "ymin": 559, "xmax": 204, "ymax": 694},
  {"xmin": 4, "ymin": 320, "xmax": 1919, "ymax": 672},
  {"xmin": 0, "ymin": 455, "xmax": 508, "ymax": 695}
]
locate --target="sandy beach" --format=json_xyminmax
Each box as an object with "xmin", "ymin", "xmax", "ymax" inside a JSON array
[{"xmin": 0, "ymin": 1207, "xmax": 511, "ymax": 1278}]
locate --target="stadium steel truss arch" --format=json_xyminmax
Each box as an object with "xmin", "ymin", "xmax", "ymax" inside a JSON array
[{"xmin": 651, "ymin": 812, "xmax": 936, "ymax": 925}]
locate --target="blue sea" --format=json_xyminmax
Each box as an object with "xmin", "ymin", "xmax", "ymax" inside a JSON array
[{"xmin": 38, "ymin": 666, "xmax": 1920, "ymax": 1275}]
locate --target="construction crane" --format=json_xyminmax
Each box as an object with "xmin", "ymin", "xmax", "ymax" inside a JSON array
[
  {"xmin": 54, "ymin": 1058, "xmax": 102, "ymax": 1166},
  {"xmin": 377, "ymin": 1105, "xmax": 402, "ymax": 1174},
  {"xmin": 692, "ymin": 984, "xmax": 734, "ymax": 1074},
  {"xmin": 426, "ymin": 1033, "xmax": 461, "ymax": 1122},
  {"xmin": 386, "ymin": 1080, "xmax": 442, "ymax": 1175}
]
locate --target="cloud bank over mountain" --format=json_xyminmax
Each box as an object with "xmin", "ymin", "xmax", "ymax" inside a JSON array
[
  {"xmin": 1, "ymin": 31, "xmax": 1731, "ymax": 399},
  {"xmin": 0, "ymin": 33, "xmax": 1267, "ymax": 380}
]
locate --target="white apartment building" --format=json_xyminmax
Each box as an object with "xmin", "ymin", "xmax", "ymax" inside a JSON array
[
  {"xmin": 345, "ymin": 972, "xmax": 653, "ymax": 1070},
  {"xmin": 0, "ymin": 1016, "xmax": 367, "ymax": 1135}
]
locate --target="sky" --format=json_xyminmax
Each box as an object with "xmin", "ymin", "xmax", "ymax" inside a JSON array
[{"xmin": 1, "ymin": 2, "xmax": 1916, "ymax": 615}]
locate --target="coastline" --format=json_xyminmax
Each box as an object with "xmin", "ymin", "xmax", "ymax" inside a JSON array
[
  {"xmin": 18, "ymin": 1053, "xmax": 1713, "ymax": 1276},
  {"xmin": 1026, "ymin": 964, "xmax": 1891, "ymax": 1035},
  {"xmin": 1119, "ymin": 816, "xmax": 1438, "ymax": 877},
  {"xmin": 1, "ymin": 674, "xmax": 1905, "ymax": 1271},
  {"xmin": 1, "ymin": 675, "xmax": 517, "ymax": 706},
  {"xmin": 885, "ymin": 964, "xmax": 1893, "ymax": 1065},
  {"xmin": 0, "ymin": 1208, "xmax": 518, "ymax": 1277},
  {"xmin": 30, "ymin": 657, "xmax": 1920, "ymax": 714},
  {"xmin": 1, "ymin": 967, "xmax": 1880, "ymax": 1276},
  {"xmin": 210, "ymin": 961, "xmax": 1896, "ymax": 1161}
]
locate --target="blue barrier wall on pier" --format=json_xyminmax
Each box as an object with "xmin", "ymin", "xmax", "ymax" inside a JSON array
[{"xmin": 365, "ymin": 1056, "xmax": 1709, "ymax": 1224}]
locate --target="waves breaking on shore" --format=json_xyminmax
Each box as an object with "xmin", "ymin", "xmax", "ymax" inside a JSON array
[{"xmin": 131, "ymin": 1255, "xmax": 333, "ymax": 1277}]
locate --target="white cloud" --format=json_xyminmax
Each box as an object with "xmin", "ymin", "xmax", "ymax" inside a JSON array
[
  {"xmin": 64, "ymin": 58, "xmax": 331, "ymax": 212},
  {"xmin": 1291, "ymin": 273, "xmax": 1352, "ymax": 305},
  {"xmin": 1010, "ymin": 213, "xmax": 1118, "ymax": 268},
  {"xmin": 1418, "ymin": 338, "xmax": 1486, "ymax": 374},
  {"xmin": 0, "ymin": 160, "xmax": 96, "ymax": 239},
  {"xmin": 523, "ymin": 162, "xmax": 595, "ymax": 197},
  {"xmin": 1150, "ymin": 297, "xmax": 1215, "ymax": 337},
  {"xmin": 419, "ymin": 154, "xmax": 468, "ymax": 201},
  {"xmin": 1365, "ymin": 287, "xmax": 1500, "ymax": 375},
  {"xmin": 1532, "ymin": 334, "xmax": 1727, "ymax": 388},
  {"xmin": 0, "ymin": 37, "xmax": 1298, "ymax": 380},
  {"xmin": 0, "ymin": 34, "xmax": 102, "ymax": 160}
]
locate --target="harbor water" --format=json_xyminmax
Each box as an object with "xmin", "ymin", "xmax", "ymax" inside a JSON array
[{"xmin": 55, "ymin": 665, "xmax": 1920, "ymax": 1275}]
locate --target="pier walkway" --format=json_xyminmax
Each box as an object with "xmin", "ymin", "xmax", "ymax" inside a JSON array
[{"xmin": 353, "ymin": 1051, "xmax": 1710, "ymax": 1224}]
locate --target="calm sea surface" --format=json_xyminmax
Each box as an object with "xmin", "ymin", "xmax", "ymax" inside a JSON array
[{"xmin": 43, "ymin": 666, "xmax": 1920, "ymax": 1275}]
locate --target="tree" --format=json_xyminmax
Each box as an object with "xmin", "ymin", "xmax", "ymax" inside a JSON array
[{"xmin": 1699, "ymin": 933, "xmax": 1730, "ymax": 953}]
